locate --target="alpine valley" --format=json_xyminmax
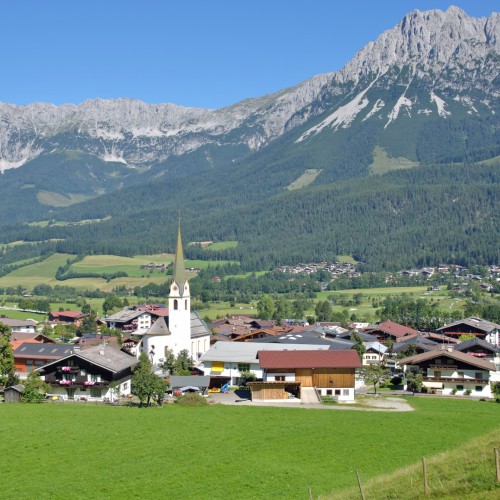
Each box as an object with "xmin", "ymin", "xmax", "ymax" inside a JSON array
[{"xmin": 0, "ymin": 6, "xmax": 499, "ymax": 271}]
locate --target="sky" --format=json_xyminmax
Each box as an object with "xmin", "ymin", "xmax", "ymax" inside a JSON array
[{"xmin": 0, "ymin": 1, "xmax": 497, "ymax": 110}]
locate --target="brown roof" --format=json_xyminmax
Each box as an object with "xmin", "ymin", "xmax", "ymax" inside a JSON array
[
  {"xmin": 258, "ymin": 350, "xmax": 362, "ymax": 369},
  {"xmin": 399, "ymin": 348, "xmax": 496, "ymax": 371},
  {"xmin": 370, "ymin": 320, "xmax": 419, "ymax": 338}
]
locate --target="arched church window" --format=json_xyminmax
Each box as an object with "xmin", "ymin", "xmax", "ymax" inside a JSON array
[
  {"xmin": 185, "ymin": 300, "xmax": 188, "ymax": 310},
  {"xmin": 174, "ymin": 299, "xmax": 178, "ymax": 310}
]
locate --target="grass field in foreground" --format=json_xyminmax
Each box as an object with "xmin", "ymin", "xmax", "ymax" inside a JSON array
[
  {"xmin": 324, "ymin": 427, "xmax": 500, "ymax": 499},
  {"xmin": 1, "ymin": 398, "xmax": 499, "ymax": 499}
]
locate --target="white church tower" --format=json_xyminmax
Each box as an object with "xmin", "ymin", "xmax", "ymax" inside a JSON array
[
  {"xmin": 141, "ymin": 214, "xmax": 192, "ymax": 366},
  {"xmin": 167, "ymin": 213, "xmax": 191, "ymax": 357}
]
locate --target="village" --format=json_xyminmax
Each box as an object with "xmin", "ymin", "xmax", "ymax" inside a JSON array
[{"xmin": 2, "ymin": 220, "xmax": 500, "ymax": 406}]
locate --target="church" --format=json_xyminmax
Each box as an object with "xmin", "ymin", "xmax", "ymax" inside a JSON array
[{"xmin": 106, "ymin": 216, "xmax": 211, "ymax": 368}]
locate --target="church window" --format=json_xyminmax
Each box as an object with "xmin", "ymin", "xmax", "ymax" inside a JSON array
[
  {"xmin": 185, "ymin": 300, "xmax": 188, "ymax": 310},
  {"xmin": 174, "ymin": 299, "xmax": 178, "ymax": 310}
]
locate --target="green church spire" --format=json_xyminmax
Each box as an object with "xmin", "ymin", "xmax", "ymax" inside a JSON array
[{"xmin": 173, "ymin": 210, "xmax": 187, "ymax": 293}]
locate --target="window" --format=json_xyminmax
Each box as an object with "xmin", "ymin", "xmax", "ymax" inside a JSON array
[
  {"xmin": 185, "ymin": 300, "xmax": 188, "ymax": 310},
  {"xmin": 434, "ymin": 371, "xmax": 441, "ymax": 378},
  {"xmin": 475, "ymin": 372, "xmax": 482, "ymax": 380},
  {"xmin": 456, "ymin": 385, "xmax": 464, "ymax": 391},
  {"xmin": 334, "ymin": 389, "xmax": 341, "ymax": 396},
  {"xmin": 343, "ymin": 389, "xmax": 349, "ymax": 396},
  {"xmin": 122, "ymin": 382, "xmax": 128, "ymax": 391},
  {"xmin": 275, "ymin": 376, "xmax": 285, "ymax": 382},
  {"xmin": 238, "ymin": 364, "xmax": 250, "ymax": 372},
  {"xmin": 326, "ymin": 389, "xmax": 332, "ymax": 395},
  {"xmin": 173, "ymin": 299, "xmax": 178, "ymax": 310},
  {"xmin": 475, "ymin": 386, "xmax": 483, "ymax": 392}
]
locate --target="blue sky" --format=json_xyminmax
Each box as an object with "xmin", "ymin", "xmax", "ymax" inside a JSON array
[{"xmin": 0, "ymin": 1, "xmax": 497, "ymax": 109}]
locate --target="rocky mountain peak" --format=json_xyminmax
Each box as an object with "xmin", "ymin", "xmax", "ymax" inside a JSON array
[{"xmin": 338, "ymin": 6, "xmax": 499, "ymax": 84}]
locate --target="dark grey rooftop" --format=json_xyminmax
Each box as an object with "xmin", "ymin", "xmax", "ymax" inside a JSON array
[
  {"xmin": 14, "ymin": 343, "xmax": 74, "ymax": 358},
  {"xmin": 76, "ymin": 345, "xmax": 138, "ymax": 372},
  {"xmin": 455, "ymin": 337, "xmax": 498, "ymax": 353}
]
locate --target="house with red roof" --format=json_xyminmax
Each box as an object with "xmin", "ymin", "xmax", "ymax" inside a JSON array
[
  {"xmin": 250, "ymin": 350, "xmax": 362, "ymax": 402},
  {"xmin": 49, "ymin": 310, "xmax": 88, "ymax": 326},
  {"xmin": 365, "ymin": 320, "xmax": 419, "ymax": 344}
]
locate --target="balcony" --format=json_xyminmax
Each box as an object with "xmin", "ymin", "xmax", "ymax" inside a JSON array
[
  {"xmin": 424, "ymin": 376, "xmax": 487, "ymax": 384},
  {"xmin": 429, "ymin": 364, "xmax": 457, "ymax": 370}
]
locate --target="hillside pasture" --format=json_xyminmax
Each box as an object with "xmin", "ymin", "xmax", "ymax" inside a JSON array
[
  {"xmin": 69, "ymin": 254, "xmax": 174, "ymax": 278},
  {"xmin": 203, "ymin": 240, "xmax": 239, "ymax": 251},
  {"xmin": 0, "ymin": 398, "xmax": 499, "ymax": 499},
  {"xmin": 0, "ymin": 254, "xmax": 73, "ymax": 289}
]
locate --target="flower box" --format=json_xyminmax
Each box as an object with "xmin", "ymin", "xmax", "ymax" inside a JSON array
[
  {"xmin": 59, "ymin": 380, "xmax": 72, "ymax": 385},
  {"xmin": 83, "ymin": 381, "xmax": 95, "ymax": 386},
  {"xmin": 61, "ymin": 367, "xmax": 72, "ymax": 372}
]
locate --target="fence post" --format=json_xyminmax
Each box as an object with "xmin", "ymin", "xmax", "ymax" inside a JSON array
[
  {"xmin": 495, "ymin": 448, "xmax": 500, "ymax": 483},
  {"xmin": 308, "ymin": 486, "xmax": 313, "ymax": 500},
  {"xmin": 422, "ymin": 457, "xmax": 428, "ymax": 495},
  {"xmin": 356, "ymin": 469, "xmax": 366, "ymax": 500}
]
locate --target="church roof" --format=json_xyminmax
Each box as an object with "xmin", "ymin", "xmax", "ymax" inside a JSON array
[
  {"xmin": 173, "ymin": 217, "xmax": 187, "ymax": 295},
  {"xmin": 146, "ymin": 316, "xmax": 171, "ymax": 336},
  {"xmin": 190, "ymin": 311, "xmax": 211, "ymax": 339}
]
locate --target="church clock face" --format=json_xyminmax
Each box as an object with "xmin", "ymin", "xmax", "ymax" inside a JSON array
[{"xmin": 172, "ymin": 285, "xmax": 177, "ymax": 291}]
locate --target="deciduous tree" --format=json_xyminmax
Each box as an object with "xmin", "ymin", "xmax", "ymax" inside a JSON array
[{"xmin": 359, "ymin": 365, "xmax": 390, "ymax": 395}]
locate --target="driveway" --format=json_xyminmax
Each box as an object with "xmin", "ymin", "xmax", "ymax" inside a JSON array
[{"xmin": 207, "ymin": 391, "xmax": 414, "ymax": 412}]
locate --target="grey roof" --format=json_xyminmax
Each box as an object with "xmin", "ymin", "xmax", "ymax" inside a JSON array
[
  {"xmin": 437, "ymin": 317, "xmax": 500, "ymax": 334},
  {"xmin": 146, "ymin": 316, "xmax": 171, "ymax": 336},
  {"xmin": 455, "ymin": 337, "xmax": 498, "ymax": 353},
  {"xmin": 5, "ymin": 384, "xmax": 25, "ymax": 393},
  {"xmin": 76, "ymin": 345, "xmax": 138, "ymax": 372},
  {"xmin": 0, "ymin": 317, "xmax": 37, "ymax": 327},
  {"xmin": 338, "ymin": 331, "xmax": 378, "ymax": 343},
  {"xmin": 252, "ymin": 332, "xmax": 355, "ymax": 350},
  {"xmin": 169, "ymin": 375, "xmax": 211, "ymax": 389},
  {"xmin": 14, "ymin": 343, "xmax": 74, "ymax": 358},
  {"xmin": 307, "ymin": 325, "xmax": 349, "ymax": 336},
  {"xmin": 190, "ymin": 311, "xmax": 211, "ymax": 339},
  {"xmin": 104, "ymin": 308, "xmax": 146, "ymax": 323},
  {"xmin": 363, "ymin": 342, "xmax": 387, "ymax": 354},
  {"xmin": 200, "ymin": 341, "xmax": 331, "ymax": 364},
  {"xmin": 391, "ymin": 335, "xmax": 438, "ymax": 353}
]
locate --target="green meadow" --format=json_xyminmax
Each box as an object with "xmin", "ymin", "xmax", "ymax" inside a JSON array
[{"xmin": 0, "ymin": 398, "xmax": 499, "ymax": 499}]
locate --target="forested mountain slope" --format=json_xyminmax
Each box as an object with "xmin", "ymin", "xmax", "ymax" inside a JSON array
[{"xmin": 0, "ymin": 7, "xmax": 498, "ymax": 271}]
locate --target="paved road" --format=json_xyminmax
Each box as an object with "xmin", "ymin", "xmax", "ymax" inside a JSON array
[{"xmin": 207, "ymin": 391, "xmax": 414, "ymax": 412}]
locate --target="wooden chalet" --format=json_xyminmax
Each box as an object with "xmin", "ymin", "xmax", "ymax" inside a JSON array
[
  {"xmin": 436, "ymin": 318, "xmax": 500, "ymax": 345},
  {"xmin": 49, "ymin": 310, "xmax": 88, "ymax": 326},
  {"xmin": 37, "ymin": 345, "xmax": 137, "ymax": 401}
]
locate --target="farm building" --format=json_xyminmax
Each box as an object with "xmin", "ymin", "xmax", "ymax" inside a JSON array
[{"xmin": 252, "ymin": 349, "xmax": 362, "ymax": 402}]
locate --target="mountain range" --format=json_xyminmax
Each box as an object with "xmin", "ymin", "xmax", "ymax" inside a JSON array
[{"xmin": 0, "ymin": 6, "xmax": 498, "ymax": 271}]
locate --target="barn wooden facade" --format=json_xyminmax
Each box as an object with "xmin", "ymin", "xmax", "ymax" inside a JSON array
[{"xmin": 255, "ymin": 350, "xmax": 362, "ymax": 402}]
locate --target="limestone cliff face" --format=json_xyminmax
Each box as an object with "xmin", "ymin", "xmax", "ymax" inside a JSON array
[{"xmin": 0, "ymin": 7, "xmax": 498, "ymax": 171}]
